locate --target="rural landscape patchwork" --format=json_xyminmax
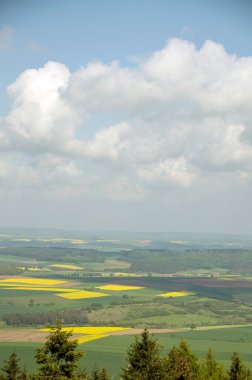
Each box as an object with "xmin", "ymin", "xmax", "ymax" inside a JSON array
[
  {"xmin": 1, "ymin": 229, "xmax": 252, "ymax": 378},
  {"xmin": 1, "ymin": 1, "xmax": 252, "ymax": 379}
]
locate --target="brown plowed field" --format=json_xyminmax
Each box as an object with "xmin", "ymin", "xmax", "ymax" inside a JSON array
[
  {"xmin": 110, "ymin": 277, "xmax": 252, "ymax": 289},
  {"xmin": 0, "ymin": 330, "xmax": 48, "ymax": 343},
  {"xmin": 0, "ymin": 328, "xmax": 189, "ymax": 343},
  {"xmin": 178, "ymin": 278, "xmax": 252, "ymax": 288}
]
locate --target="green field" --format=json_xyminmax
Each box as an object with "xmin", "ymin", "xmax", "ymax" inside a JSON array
[
  {"xmin": 1, "ymin": 326, "xmax": 252, "ymax": 379},
  {"xmin": 82, "ymin": 326, "xmax": 252, "ymax": 376}
]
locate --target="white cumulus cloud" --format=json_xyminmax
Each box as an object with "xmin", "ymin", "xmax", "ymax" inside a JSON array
[{"xmin": 1, "ymin": 38, "xmax": 252, "ymax": 203}]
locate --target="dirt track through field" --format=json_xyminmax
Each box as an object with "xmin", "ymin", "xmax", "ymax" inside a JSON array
[{"xmin": 0, "ymin": 328, "xmax": 189, "ymax": 343}]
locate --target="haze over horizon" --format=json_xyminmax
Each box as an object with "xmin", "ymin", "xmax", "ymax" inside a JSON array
[{"xmin": 0, "ymin": 0, "xmax": 252, "ymax": 235}]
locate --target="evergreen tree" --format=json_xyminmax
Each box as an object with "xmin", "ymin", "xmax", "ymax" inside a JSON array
[
  {"xmin": 99, "ymin": 368, "xmax": 109, "ymax": 380},
  {"xmin": 165, "ymin": 345, "xmax": 182, "ymax": 379},
  {"xmin": 18, "ymin": 368, "xmax": 30, "ymax": 380},
  {"xmin": 90, "ymin": 367, "xmax": 100, "ymax": 380},
  {"xmin": 121, "ymin": 329, "xmax": 165, "ymax": 380},
  {"xmin": 90, "ymin": 366, "xmax": 109, "ymax": 380},
  {"xmin": 200, "ymin": 348, "xmax": 227, "ymax": 380},
  {"xmin": 203, "ymin": 349, "xmax": 218, "ymax": 378},
  {"xmin": 228, "ymin": 352, "xmax": 250, "ymax": 380},
  {"xmin": 1, "ymin": 351, "xmax": 21, "ymax": 380},
  {"xmin": 34, "ymin": 321, "xmax": 85, "ymax": 380},
  {"xmin": 165, "ymin": 340, "xmax": 199, "ymax": 380},
  {"xmin": 75, "ymin": 368, "xmax": 89, "ymax": 380}
]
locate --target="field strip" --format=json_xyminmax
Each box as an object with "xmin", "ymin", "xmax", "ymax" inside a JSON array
[
  {"xmin": 0, "ymin": 330, "xmax": 48, "ymax": 343},
  {"xmin": 0, "ymin": 283, "xmax": 75, "ymax": 288},
  {"xmin": 49, "ymin": 264, "xmax": 83, "ymax": 270},
  {"xmin": 0, "ymin": 277, "xmax": 66, "ymax": 285},
  {"xmin": 195, "ymin": 323, "xmax": 252, "ymax": 331},
  {"xmin": 96, "ymin": 284, "xmax": 144, "ymax": 291},
  {"xmin": 1, "ymin": 324, "xmax": 252, "ymax": 344},
  {"xmin": 55, "ymin": 290, "xmax": 109, "ymax": 299},
  {"xmin": 0, "ymin": 327, "xmax": 187, "ymax": 343},
  {"xmin": 158, "ymin": 291, "xmax": 194, "ymax": 298},
  {"xmin": 1, "ymin": 286, "xmax": 81, "ymax": 292},
  {"xmin": 108, "ymin": 328, "xmax": 189, "ymax": 335}
]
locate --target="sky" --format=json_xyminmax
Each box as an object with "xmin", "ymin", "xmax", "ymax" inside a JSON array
[{"xmin": 0, "ymin": 0, "xmax": 252, "ymax": 234}]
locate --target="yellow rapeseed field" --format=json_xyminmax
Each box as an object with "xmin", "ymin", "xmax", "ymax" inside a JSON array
[
  {"xmin": 0, "ymin": 283, "xmax": 33, "ymax": 287},
  {"xmin": 56, "ymin": 290, "xmax": 109, "ymax": 299},
  {"xmin": 2, "ymin": 286, "xmax": 80, "ymax": 292},
  {"xmin": 159, "ymin": 291, "xmax": 194, "ymax": 297},
  {"xmin": 0, "ymin": 278, "xmax": 66, "ymax": 286},
  {"xmin": 76, "ymin": 334, "xmax": 108, "ymax": 344},
  {"xmin": 96, "ymin": 284, "xmax": 144, "ymax": 291},
  {"xmin": 63, "ymin": 326, "xmax": 127, "ymax": 334},
  {"xmin": 49, "ymin": 264, "xmax": 83, "ymax": 270},
  {"xmin": 41, "ymin": 326, "xmax": 129, "ymax": 344},
  {"xmin": 0, "ymin": 277, "xmax": 111, "ymax": 300}
]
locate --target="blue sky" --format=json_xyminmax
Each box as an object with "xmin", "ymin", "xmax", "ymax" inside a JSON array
[
  {"xmin": 0, "ymin": 1, "xmax": 252, "ymax": 233},
  {"xmin": 1, "ymin": 0, "xmax": 251, "ymax": 95}
]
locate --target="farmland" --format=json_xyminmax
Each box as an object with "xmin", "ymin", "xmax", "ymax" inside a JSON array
[
  {"xmin": 0, "ymin": 229, "xmax": 252, "ymax": 378},
  {"xmin": 1, "ymin": 326, "xmax": 252, "ymax": 377}
]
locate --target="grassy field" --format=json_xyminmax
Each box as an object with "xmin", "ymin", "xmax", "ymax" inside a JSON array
[{"xmin": 1, "ymin": 326, "xmax": 252, "ymax": 379}]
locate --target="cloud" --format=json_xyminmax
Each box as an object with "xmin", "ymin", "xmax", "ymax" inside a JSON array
[
  {"xmin": 84, "ymin": 122, "xmax": 130, "ymax": 160},
  {"xmin": 105, "ymin": 177, "xmax": 144, "ymax": 201},
  {"xmin": 138, "ymin": 157, "xmax": 196, "ymax": 187},
  {"xmin": 0, "ymin": 25, "xmax": 15, "ymax": 50},
  {"xmin": 0, "ymin": 38, "xmax": 252, "ymax": 203},
  {"xmin": 2, "ymin": 61, "xmax": 78, "ymax": 153}
]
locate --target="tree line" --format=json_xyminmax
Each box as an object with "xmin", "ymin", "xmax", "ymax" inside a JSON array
[
  {"xmin": 0, "ymin": 323, "xmax": 251, "ymax": 380},
  {"xmin": 3, "ymin": 308, "xmax": 89, "ymax": 326},
  {"xmin": 122, "ymin": 248, "xmax": 252, "ymax": 274},
  {"xmin": 3, "ymin": 246, "xmax": 252, "ymax": 274},
  {"xmin": 0, "ymin": 247, "xmax": 107, "ymax": 263}
]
